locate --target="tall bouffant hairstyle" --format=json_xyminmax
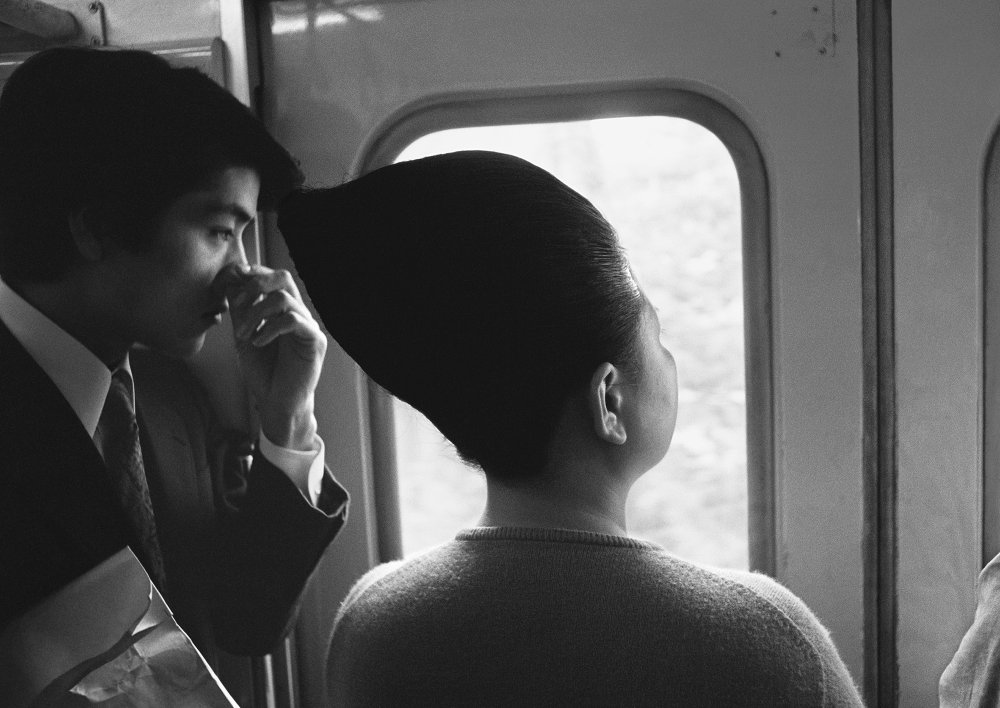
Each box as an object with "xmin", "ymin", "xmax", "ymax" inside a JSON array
[
  {"xmin": 0, "ymin": 46, "xmax": 304, "ymax": 285},
  {"xmin": 279, "ymin": 151, "xmax": 645, "ymax": 479}
]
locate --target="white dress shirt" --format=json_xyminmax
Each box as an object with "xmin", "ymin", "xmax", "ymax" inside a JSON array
[{"xmin": 0, "ymin": 280, "xmax": 325, "ymax": 505}]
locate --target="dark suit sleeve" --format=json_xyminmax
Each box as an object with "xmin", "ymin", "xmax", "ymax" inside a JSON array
[
  {"xmin": 207, "ymin": 434, "xmax": 349, "ymax": 656},
  {"xmin": 131, "ymin": 348, "xmax": 349, "ymax": 657}
]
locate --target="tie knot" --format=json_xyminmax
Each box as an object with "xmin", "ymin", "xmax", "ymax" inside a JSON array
[
  {"xmin": 112, "ymin": 368, "xmax": 131, "ymax": 389},
  {"xmin": 107, "ymin": 367, "xmax": 135, "ymax": 412},
  {"xmin": 97, "ymin": 368, "xmax": 137, "ymax": 449}
]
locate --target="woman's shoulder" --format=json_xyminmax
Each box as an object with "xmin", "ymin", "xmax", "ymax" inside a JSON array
[
  {"xmin": 338, "ymin": 559, "xmax": 407, "ymax": 615},
  {"xmin": 712, "ymin": 567, "xmax": 828, "ymax": 634},
  {"xmin": 333, "ymin": 542, "xmax": 458, "ymax": 624},
  {"xmin": 710, "ymin": 567, "xmax": 865, "ymax": 707}
]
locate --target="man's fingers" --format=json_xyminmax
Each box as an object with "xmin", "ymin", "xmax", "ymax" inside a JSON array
[
  {"xmin": 249, "ymin": 310, "xmax": 326, "ymax": 350},
  {"xmin": 233, "ymin": 289, "xmax": 302, "ymax": 340},
  {"xmin": 225, "ymin": 266, "xmax": 302, "ymax": 308}
]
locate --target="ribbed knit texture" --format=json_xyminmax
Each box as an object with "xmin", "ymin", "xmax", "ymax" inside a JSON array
[{"xmin": 328, "ymin": 527, "xmax": 864, "ymax": 707}]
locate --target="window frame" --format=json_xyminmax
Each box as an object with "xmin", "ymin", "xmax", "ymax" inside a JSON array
[
  {"xmin": 982, "ymin": 128, "xmax": 1000, "ymax": 567},
  {"xmin": 356, "ymin": 85, "xmax": 776, "ymax": 575}
]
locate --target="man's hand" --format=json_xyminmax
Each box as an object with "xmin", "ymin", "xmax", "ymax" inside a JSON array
[{"xmin": 222, "ymin": 264, "xmax": 328, "ymax": 451}]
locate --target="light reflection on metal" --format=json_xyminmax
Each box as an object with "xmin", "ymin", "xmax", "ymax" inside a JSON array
[
  {"xmin": 345, "ymin": 6, "xmax": 383, "ymax": 22},
  {"xmin": 271, "ymin": 4, "xmax": 382, "ymax": 35},
  {"xmin": 154, "ymin": 46, "xmax": 212, "ymax": 57},
  {"xmin": 272, "ymin": 15, "xmax": 307, "ymax": 34},
  {"xmin": 315, "ymin": 10, "xmax": 347, "ymax": 27}
]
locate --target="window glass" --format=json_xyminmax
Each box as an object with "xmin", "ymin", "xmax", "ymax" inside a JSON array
[{"xmin": 392, "ymin": 117, "xmax": 747, "ymax": 569}]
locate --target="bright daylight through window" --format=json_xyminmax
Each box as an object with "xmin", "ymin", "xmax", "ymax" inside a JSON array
[{"xmin": 392, "ymin": 116, "xmax": 747, "ymax": 569}]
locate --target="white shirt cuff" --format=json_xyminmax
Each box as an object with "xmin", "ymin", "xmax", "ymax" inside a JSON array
[{"xmin": 258, "ymin": 431, "xmax": 326, "ymax": 506}]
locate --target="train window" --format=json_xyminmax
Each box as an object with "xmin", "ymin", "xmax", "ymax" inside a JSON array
[{"xmin": 390, "ymin": 117, "xmax": 747, "ymax": 569}]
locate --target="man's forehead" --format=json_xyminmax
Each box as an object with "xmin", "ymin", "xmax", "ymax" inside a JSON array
[
  {"xmin": 180, "ymin": 167, "xmax": 261, "ymax": 221},
  {"xmin": 190, "ymin": 196, "xmax": 256, "ymax": 223}
]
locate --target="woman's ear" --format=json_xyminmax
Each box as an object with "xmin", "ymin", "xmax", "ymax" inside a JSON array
[
  {"xmin": 589, "ymin": 362, "xmax": 628, "ymax": 445},
  {"xmin": 67, "ymin": 207, "xmax": 109, "ymax": 262}
]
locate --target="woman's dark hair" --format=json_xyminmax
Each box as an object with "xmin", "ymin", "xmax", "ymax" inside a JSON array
[
  {"xmin": 279, "ymin": 151, "xmax": 644, "ymax": 479},
  {"xmin": 0, "ymin": 46, "xmax": 303, "ymax": 285}
]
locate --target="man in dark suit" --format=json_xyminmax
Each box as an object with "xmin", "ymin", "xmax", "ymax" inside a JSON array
[{"xmin": 0, "ymin": 46, "xmax": 348, "ymax": 665}]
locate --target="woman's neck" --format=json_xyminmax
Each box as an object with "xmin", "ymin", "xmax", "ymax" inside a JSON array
[{"xmin": 478, "ymin": 465, "xmax": 631, "ymax": 537}]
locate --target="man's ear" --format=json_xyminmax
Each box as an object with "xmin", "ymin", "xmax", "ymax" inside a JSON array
[
  {"xmin": 589, "ymin": 362, "xmax": 628, "ymax": 445},
  {"xmin": 67, "ymin": 207, "xmax": 109, "ymax": 262}
]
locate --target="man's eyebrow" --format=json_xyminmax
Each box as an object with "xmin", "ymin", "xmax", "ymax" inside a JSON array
[{"xmin": 202, "ymin": 200, "xmax": 256, "ymax": 224}]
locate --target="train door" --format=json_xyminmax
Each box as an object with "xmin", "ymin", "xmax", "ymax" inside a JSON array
[
  {"xmin": 258, "ymin": 1, "xmax": 869, "ymax": 704},
  {"xmin": 891, "ymin": 3, "xmax": 1000, "ymax": 706}
]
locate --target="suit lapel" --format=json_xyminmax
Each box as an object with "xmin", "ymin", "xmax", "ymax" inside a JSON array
[
  {"xmin": 134, "ymin": 368, "xmax": 198, "ymax": 526},
  {"xmin": 131, "ymin": 348, "xmax": 216, "ymax": 557}
]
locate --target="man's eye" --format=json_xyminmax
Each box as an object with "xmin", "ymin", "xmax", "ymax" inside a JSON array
[{"xmin": 211, "ymin": 228, "xmax": 235, "ymax": 240}]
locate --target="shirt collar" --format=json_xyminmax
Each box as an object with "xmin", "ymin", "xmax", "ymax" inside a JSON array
[{"xmin": 0, "ymin": 280, "xmax": 130, "ymax": 437}]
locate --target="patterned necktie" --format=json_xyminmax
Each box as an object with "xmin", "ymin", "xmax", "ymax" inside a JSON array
[{"xmin": 95, "ymin": 368, "xmax": 167, "ymax": 589}]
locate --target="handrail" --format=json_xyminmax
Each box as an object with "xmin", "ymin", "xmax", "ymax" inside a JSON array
[{"xmin": 0, "ymin": 0, "xmax": 79, "ymax": 40}]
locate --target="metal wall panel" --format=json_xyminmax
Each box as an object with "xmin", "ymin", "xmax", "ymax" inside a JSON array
[{"xmin": 892, "ymin": 1, "xmax": 1000, "ymax": 704}]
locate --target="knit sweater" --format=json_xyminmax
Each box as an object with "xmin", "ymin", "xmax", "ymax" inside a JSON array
[{"xmin": 328, "ymin": 527, "xmax": 864, "ymax": 707}]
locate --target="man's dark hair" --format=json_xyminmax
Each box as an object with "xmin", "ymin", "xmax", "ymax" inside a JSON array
[
  {"xmin": 0, "ymin": 46, "xmax": 304, "ymax": 284},
  {"xmin": 279, "ymin": 151, "xmax": 644, "ymax": 479}
]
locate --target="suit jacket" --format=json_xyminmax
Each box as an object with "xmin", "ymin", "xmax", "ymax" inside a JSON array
[{"xmin": 0, "ymin": 321, "xmax": 348, "ymax": 662}]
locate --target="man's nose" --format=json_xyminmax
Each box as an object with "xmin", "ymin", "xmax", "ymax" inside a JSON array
[
  {"xmin": 212, "ymin": 244, "xmax": 251, "ymax": 298},
  {"xmin": 225, "ymin": 235, "xmax": 250, "ymax": 268}
]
